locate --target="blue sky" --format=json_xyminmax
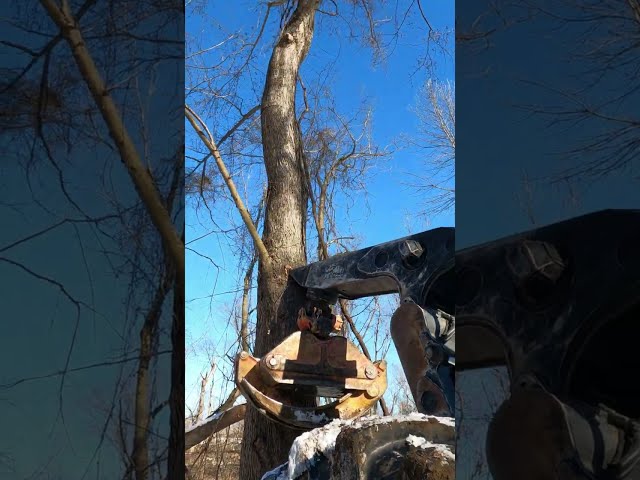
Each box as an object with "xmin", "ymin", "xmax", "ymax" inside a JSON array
[{"xmin": 185, "ymin": 1, "xmax": 455, "ymax": 413}]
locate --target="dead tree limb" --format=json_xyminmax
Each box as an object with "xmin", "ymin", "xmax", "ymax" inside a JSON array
[
  {"xmin": 185, "ymin": 105, "xmax": 272, "ymax": 269},
  {"xmin": 185, "ymin": 404, "xmax": 247, "ymax": 450},
  {"xmin": 39, "ymin": 0, "xmax": 184, "ymax": 279}
]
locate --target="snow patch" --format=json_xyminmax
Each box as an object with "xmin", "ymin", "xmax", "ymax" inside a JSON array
[
  {"xmin": 287, "ymin": 419, "xmax": 345, "ymax": 479},
  {"xmin": 185, "ymin": 411, "xmax": 222, "ymax": 433},
  {"xmin": 406, "ymin": 434, "xmax": 455, "ymax": 463},
  {"xmin": 353, "ymin": 413, "xmax": 455, "ymax": 428},
  {"xmin": 293, "ymin": 409, "xmax": 329, "ymax": 424}
]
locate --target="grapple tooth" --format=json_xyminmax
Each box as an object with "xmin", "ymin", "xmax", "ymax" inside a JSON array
[
  {"xmin": 239, "ymin": 377, "xmax": 345, "ymax": 429},
  {"xmin": 238, "ymin": 376, "xmax": 386, "ymax": 430},
  {"xmin": 235, "ymin": 331, "xmax": 387, "ymax": 430}
]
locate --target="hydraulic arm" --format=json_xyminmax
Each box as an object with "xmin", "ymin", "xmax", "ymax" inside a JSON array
[{"xmin": 235, "ymin": 227, "xmax": 455, "ymax": 429}]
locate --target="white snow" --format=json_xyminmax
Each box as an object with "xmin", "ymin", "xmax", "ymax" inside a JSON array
[
  {"xmin": 285, "ymin": 414, "xmax": 454, "ymax": 479},
  {"xmin": 354, "ymin": 412, "xmax": 455, "ymax": 428},
  {"xmin": 293, "ymin": 409, "xmax": 329, "ymax": 424},
  {"xmin": 287, "ymin": 419, "xmax": 345, "ymax": 479},
  {"xmin": 406, "ymin": 434, "xmax": 455, "ymax": 463}
]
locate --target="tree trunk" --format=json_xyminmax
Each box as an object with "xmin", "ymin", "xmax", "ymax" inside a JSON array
[
  {"xmin": 133, "ymin": 273, "xmax": 172, "ymax": 480},
  {"xmin": 168, "ymin": 273, "xmax": 185, "ymax": 479},
  {"xmin": 133, "ymin": 321, "xmax": 153, "ymax": 480},
  {"xmin": 193, "ymin": 362, "xmax": 215, "ymax": 426},
  {"xmin": 239, "ymin": 2, "xmax": 320, "ymax": 479},
  {"xmin": 240, "ymin": 257, "xmax": 256, "ymax": 353}
]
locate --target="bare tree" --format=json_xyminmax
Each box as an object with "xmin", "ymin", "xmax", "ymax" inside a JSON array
[
  {"xmin": 239, "ymin": 3, "xmax": 321, "ymax": 476},
  {"xmin": 520, "ymin": 1, "xmax": 640, "ymax": 184},
  {"xmin": 192, "ymin": 362, "xmax": 216, "ymax": 426},
  {"xmin": 186, "ymin": 2, "xmax": 322, "ymax": 475},
  {"xmin": 387, "ymin": 364, "xmax": 415, "ymax": 415},
  {"xmin": 456, "ymin": 367, "xmax": 510, "ymax": 479},
  {"xmin": 410, "ymin": 79, "xmax": 455, "ymax": 217}
]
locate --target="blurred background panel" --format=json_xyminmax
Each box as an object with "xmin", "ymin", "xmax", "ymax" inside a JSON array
[{"xmin": 457, "ymin": 1, "xmax": 640, "ymax": 478}]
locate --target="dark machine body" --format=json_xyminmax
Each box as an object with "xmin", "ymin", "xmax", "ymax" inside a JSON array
[{"xmin": 457, "ymin": 209, "xmax": 640, "ymax": 479}]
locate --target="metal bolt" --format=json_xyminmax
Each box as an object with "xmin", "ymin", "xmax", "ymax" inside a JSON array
[
  {"xmin": 365, "ymin": 364, "xmax": 377, "ymax": 379},
  {"xmin": 268, "ymin": 356, "xmax": 278, "ymax": 368},
  {"xmin": 366, "ymin": 384, "xmax": 380, "ymax": 398},
  {"xmin": 508, "ymin": 240, "xmax": 566, "ymax": 305},
  {"xmin": 400, "ymin": 239, "xmax": 424, "ymax": 260},
  {"xmin": 509, "ymin": 240, "xmax": 565, "ymax": 282},
  {"xmin": 400, "ymin": 240, "xmax": 424, "ymax": 269},
  {"xmin": 240, "ymin": 351, "xmax": 248, "ymax": 360}
]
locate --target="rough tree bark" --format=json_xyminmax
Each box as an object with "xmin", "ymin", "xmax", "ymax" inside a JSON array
[
  {"xmin": 241, "ymin": 257, "xmax": 257, "ymax": 353},
  {"xmin": 168, "ymin": 269, "xmax": 185, "ymax": 480},
  {"xmin": 133, "ymin": 273, "xmax": 173, "ymax": 480},
  {"xmin": 238, "ymin": 1, "xmax": 321, "ymax": 478}
]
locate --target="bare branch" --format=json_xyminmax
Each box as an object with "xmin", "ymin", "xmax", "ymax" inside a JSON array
[
  {"xmin": 185, "ymin": 404, "xmax": 247, "ymax": 450},
  {"xmin": 39, "ymin": 0, "xmax": 184, "ymax": 279},
  {"xmin": 339, "ymin": 299, "xmax": 390, "ymax": 416},
  {"xmin": 185, "ymin": 104, "xmax": 272, "ymax": 268}
]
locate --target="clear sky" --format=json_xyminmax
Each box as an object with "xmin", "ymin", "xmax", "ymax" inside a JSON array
[{"xmin": 185, "ymin": 1, "xmax": 455, "ymax": 414}]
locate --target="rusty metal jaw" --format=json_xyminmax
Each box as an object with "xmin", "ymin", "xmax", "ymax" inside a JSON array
[
  {"xmin": 235, "ymin": 331, "xmax": 387, "ymax": 430},
  {"xmin": 390, "ymin": 303, "xmax": 455, "ymax": 416}
]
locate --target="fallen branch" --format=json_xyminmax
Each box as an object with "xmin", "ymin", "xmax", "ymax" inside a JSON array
[{"xmin": 185, "ymin": 403, "xmax": 246, "ymax": 450}]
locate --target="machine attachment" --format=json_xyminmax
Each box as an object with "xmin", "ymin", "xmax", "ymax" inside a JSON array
[
  {"xmin": 235, "ymin": 329, "xmax": 387, "ymax": 430},
  {"xmin": 235, "ymin": 228, "xmax": 455, "ymax": 430},
  {"xmin": 456, "ymin": 209, "xmax": 640, "ymax": 479},
  {"xmin": 391, "ymin": 303, "xmax": 455, "ymax": 416}
]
